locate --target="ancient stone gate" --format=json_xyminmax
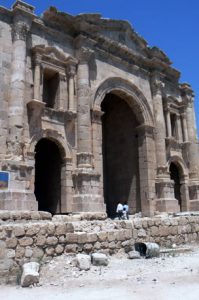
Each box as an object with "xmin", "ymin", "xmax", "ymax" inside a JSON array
[{"xmin": 0, "ymin": 1, "xmax": 199, "ymax": 216}]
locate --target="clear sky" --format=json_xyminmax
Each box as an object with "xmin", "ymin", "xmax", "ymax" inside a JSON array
[{"xmin": 1, "ymin": 0, "xmax": 199, "ymax": 134}]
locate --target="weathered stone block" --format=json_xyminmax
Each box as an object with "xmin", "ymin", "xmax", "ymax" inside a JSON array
[
  {"xmin": 65, "ymin": 244, "xmax": 77, "ymax": 253},
  {"xmin": 19, "ymin": 237, "xmax": 33, "ymax": 247},
  {"xmin": 91, "ymin": 253, "xmax": 108, "ymax": 266},
  {"xmin": 46, "ymin": 236, "xmax": 58, "ymax": 246},
  {"xmin": 13, "ymin": 225, "xmax": 25, "ymax": 237},
  {"xmin": 36, "ymin": 235, "xmax": 46, "ymax": 246},
  {"xmin": 6, "ymin": 237, "xmax": 17, "ymax": 248},
  {"xmin": 87, "ymin": 233, "xmax": 97, "ymax": 243},
  {"xmin": 76, "ymin": 254, "xmax": 91, "ymax": 270},
  {"xmin": 55, "ymin": 245, "xmax": 64, "ymax": 254},
  {"xmin": 21, "ymin": 262, "xmax": 40, "ymax": 287},
  {"xmin": 55, "ymin": 223, "xmax": 67, "ymax": 235},
  {"xmin": 66, "ymin": 233, "xmax": 78, "ymax": 243},
  {"xmin": 97, "ymin": 232, "xmax": 107, "ymax": 242},
  {"xmin": 0, "ymin": 240, "xmax": 6, "ymax": 259}
]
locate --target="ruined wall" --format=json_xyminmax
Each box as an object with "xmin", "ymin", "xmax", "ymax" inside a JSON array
[{"xmin": 0, "ymin": 212, "xmax": 199, "ymax": 284}]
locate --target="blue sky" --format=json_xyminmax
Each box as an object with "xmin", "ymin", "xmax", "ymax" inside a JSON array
[{"xmin": 2, "ymin": 0, "xmax": 199, "ymax": 133}]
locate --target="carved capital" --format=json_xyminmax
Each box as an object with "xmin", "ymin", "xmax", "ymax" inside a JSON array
[
  {"xmin": 33, "ymin": 53, "xmax": 42, "ymax": 66},
  {"xmin": 12, "ymin": 22, "xmax": 30, "ymax": 42},
  {"xmin": 67, "ymin": 64, "xmax": 76, "ymax": 78},
  {"xmin": 76, "ymin": 47, "xmax": 94, "ymax": 64},
  {"xmin": 151, "ymin": 78, "xmax": 165, "ymax": 96},
  {"xmin": 91, "ymin": 109, "xmax": 104, "ymax": 124},
  {"xmin": 59, "ymin": 73, "xmax": 66, "ymax": 81},
  {"xmin": 136, "ymin": 124, "xmax": 155, "ymax": 138},
  {"xmin": 77, "ymin": 152, "xmax": 93, "ymax": 168},
  {"xmin": 180, "ymin": 83, "xmax": 194, "ymax": 105}
]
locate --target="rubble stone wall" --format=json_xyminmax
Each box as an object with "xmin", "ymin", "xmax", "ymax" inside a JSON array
[{"xmin": 0, "ymin": 212, "xmax": 199, "ymax": 284}]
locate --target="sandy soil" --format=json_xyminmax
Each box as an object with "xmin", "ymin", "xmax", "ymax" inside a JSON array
[{"xmin": 1, "ymin": 247, "xmax": 199, "ymax": 300}]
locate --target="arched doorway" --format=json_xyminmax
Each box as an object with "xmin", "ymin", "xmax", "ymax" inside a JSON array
[
  {"xmin": 101, "ymin": 93, "xmax": 140, "ymax": 218},
  {"xmin": 34, "ymin": 138, "xmax": 62, "ymax": 214},
  {"xmin": 169, "ymin": 162, "xmax": 182, "ymax": 210}
]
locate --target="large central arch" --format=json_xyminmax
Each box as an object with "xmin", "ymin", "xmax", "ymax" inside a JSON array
[
  {"xmin": 92, "ymin": 77, "xmax": 154, "ymax": 126},
  {"xmin": 92, "ymin": 77, "xmax": 155, "ymax": 217},
  {"xmin": 101, "ymin": 93, "xmax": 140, "ymax": 217}
]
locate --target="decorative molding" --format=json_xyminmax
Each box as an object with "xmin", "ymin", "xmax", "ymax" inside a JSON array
[
  {"xmin": 12, "ymin": 22, "xmax": 29, "ymax": 41},
  {"xmin": 93, "ymin": 77, "xmax": 154, "ymax": 127},
  {"xmin": 91, "ymin": 109, "xmax": 104, "ymax": 124},
  {"xmin": 76, "ymin": 47, "xmax": 94, "ymax": 64}
]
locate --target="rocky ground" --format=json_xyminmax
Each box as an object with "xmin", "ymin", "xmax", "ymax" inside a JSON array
[{"xmin": 1, "ymin": 245, "xmax": 199, "ymax": 300}]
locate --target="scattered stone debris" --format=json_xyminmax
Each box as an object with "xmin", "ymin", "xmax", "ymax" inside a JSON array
[
  {"xmin": 76, "ymin": 254, "xmax": 91, "ymax": 271},
  {"xmin": 91, "ymin": 253, "xmax": 109, "ymax": 266},
  {"xmin": 21, "ymin": 262, "xmax": 40, "ymax": 287},
  {"xmin": 128, "ymin": 250, "xmax": 141, "ymax": 259}
]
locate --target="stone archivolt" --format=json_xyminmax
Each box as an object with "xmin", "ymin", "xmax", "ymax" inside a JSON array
[{"xmin": 0, "ymin": 0, "xmax": 198, "ymax": 216}]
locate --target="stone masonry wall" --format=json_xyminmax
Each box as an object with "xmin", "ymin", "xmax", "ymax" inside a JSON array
[{"xmin": 0, "ymin": 211, "xmax": 199, "ymax": 284}]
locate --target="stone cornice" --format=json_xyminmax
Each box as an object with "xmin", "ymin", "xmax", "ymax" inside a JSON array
[
  {"xmin": 179, "ymin": 83, "xmax": 194, "ymax": 105},
  {"xmin": 32, "ymin": 45, "xmax": 78, "ymax": 70},
  {"xmin": 0, "ymin": 2, "xmax": 181, "ymax": 82},
  {"xmin": 41, "ymin": 6, "xmax": 179, "ymax": 80}
]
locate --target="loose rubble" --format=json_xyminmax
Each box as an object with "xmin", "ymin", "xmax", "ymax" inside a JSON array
[{"xmin": 21, "ymin": 262, "xmax": 40, "ymax": 287}]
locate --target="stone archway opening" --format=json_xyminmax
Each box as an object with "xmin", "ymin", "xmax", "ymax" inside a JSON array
[
  {"xmin": 169, "ymin": 162, "xmax": 182, "ymax": 210},
  {"xmin": 101, "ymin": 93, "xmax": 141, "ymax": 218},
  {"xmin": 34, "ymin": 138, "xmax": 63, "ymax": 214}
]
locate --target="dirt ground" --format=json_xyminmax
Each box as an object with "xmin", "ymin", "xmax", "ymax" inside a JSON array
[{"xmin": 1, "ymin": 246, "xmax": 199, "ymax": 300}]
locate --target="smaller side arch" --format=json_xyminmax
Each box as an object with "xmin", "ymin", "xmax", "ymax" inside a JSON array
[
  {"xmin": 27, "ymin": 129, "xmax": 72, "ymax": 162},
  {"xmin": 167, "ymin": 156, "xmax": 188, "ymax": 179},
  {"xmin": 167, "ymin": 156, "xmax": 189, "ymax": 212}
]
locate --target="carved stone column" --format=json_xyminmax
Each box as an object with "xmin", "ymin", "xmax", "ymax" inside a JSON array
[
  {"xmin": 151, "ymin": 74, "xmax": 168, "ymax": 174},
  {"xmin": 33, "ymin": 55, "xmax": 41, "ymax": 101},
  {"xmin": 58, "ymin": 73, "xmax": 68, "ymax": 110},
  {"xmin": 176, "ymin": 114, "xmax": 183, "ymax": 142},
  {"xmin": 7, "ymin": 15, "xmax": 32, "ymax": 158},
  {"xmin": 151, "ymin": 75, "xmax": 180, "ymax": 213},
  {"xmin": 91, "ymin": 109, "xmax": 105, "ymax": 200},
  {"xmin": 67, "ymin": 63, "xmax": 76, "ymax": 112},
  {"xmin": 1, "ymin": 1, "xmax": 38, "ymax": 212},
  {"xmin": 137, "ymin": 125, "xmax": 156, "ymax": 217},
  {"xmin": 180, "ymin": 84, "xmax": 199, "ymax": 180},
  {"xmin": 72, "ymin": 47, "xmax": 106, "ymax": 213},
  {"xmin": 165, "ymin": 107, "xmax": 172, "ymax": 137},
  {"xmin": 76, "ymin": 47, "xmax": 93, "ymax": 167},
  {"xmin": 180, "ymin": 83, "xmax": 199, "ymax": 211},
  {"xmin": 181, "ymin": 112, "xmax": 188, "ymax": 142}
]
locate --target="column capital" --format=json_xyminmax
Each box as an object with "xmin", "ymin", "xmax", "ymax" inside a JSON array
[
  {"xmin": 180, "ymin": 83, "xmax": 194, "ymax": 105},
  {"xmin": 136, "ymin": 124, "xmax": 155, "ymax": 138},
  {"xmin": 59, "ymin": 72, "xmax": 67, "ymax": 81},
  {"xmin": 150, "ymin": 72, "xmax": 165, "ymax": 96},
  {"xmin": 33, "ymin": 53, "xmax": 42, "ymax": 66},
  {"xmin": 91, "ymin": 109, "xmax": 104, "ymax": 124},
  {"xmin": 12, "ymin": 21, "xmax": 30, "ymax": 42},
  {"xmin": 67, "ymin": 63, "xmax": 76, "ymax": 78},
  {"xmin": 151, "ymin": 78, "xmax": 165, "ymax": 96},
  {"xmin": 76, "ymin": 47, "xmax": 94, "ymax": 64}
]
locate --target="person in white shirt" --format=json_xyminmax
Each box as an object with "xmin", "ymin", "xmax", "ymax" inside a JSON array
[
  {"xmin": 116, "ymin": 202, "xmax": 123, "ymax": 220},
  {"xmin": 123, "ymin": 202, "xmax": 129, "ymax": 220}
]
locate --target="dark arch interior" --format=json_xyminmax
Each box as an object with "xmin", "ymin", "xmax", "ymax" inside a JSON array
[
  {"xmin": 169, "ymin": 162, "xmax": 182, "ymax": 210},
  {"xmin": 34, "ymin": 138, "xmax": 62, "ymax": 214},
  {"xmin": 101, "ymin": 93, "xmax": 140, "ymax": 218}
]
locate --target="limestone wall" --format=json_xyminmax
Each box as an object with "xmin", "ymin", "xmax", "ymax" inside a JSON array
[{"xmin": 0, "ymin": 212, "xmax": 199, "ymax": 284}]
